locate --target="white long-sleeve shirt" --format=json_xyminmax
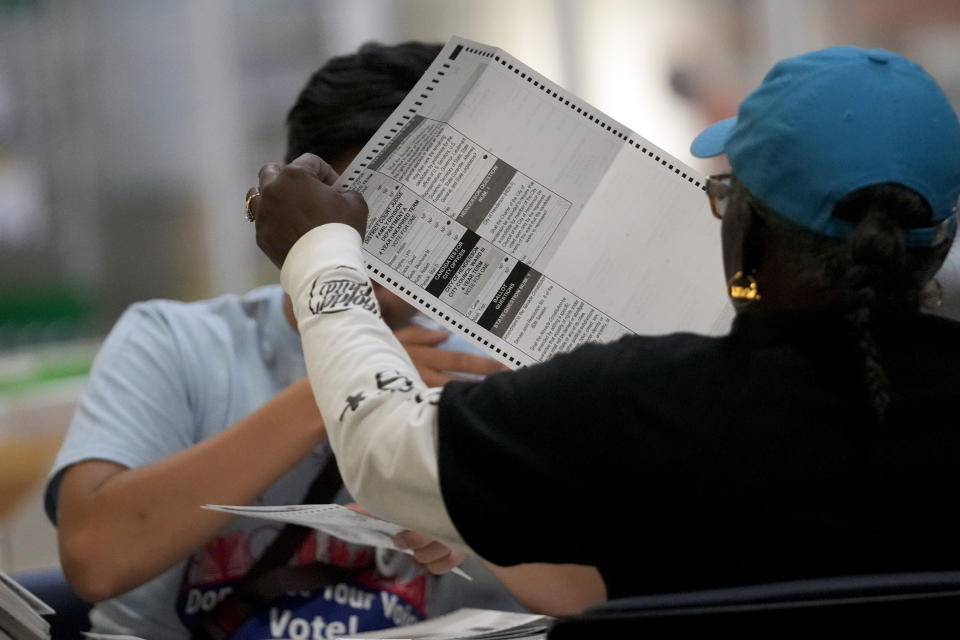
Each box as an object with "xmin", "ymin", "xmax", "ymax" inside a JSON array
[{"xmin": 281, "ymin": 223, "xmax": 467, "ymax": 549}]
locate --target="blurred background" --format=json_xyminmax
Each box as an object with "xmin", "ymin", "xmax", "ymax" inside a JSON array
[{"xmin": 2, "ymin": 0, "xmax": 959, "ymax": 574}]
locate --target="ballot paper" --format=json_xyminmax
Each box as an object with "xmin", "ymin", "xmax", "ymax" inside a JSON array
[
  {"xmin": 202, "ymin": 503, "xmax": 472, "ymax": 581},
  {"xmin": 334, "ymin": 36, "xmax": 733, "ymax": 368},
  {"xmin": 340, "ymin": 607, "xmax": 552, "ymax": 640}
]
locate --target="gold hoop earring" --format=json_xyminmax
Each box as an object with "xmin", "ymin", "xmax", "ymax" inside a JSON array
[{"xmin": 728, "ymin": 270, "xmax": 761, "ymax": 303}]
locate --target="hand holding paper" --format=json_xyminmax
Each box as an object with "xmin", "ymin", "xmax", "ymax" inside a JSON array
[
  {"xmin": 345, "ymin": 503, "xmax": 466, "ymax": 576},
  {"xmin": 203, "ymin": 503, "xmax": 472, "ymax": 580},
  {"xmin": 253, "ymin": 153, "xmax": 369, "ymax": 269}
]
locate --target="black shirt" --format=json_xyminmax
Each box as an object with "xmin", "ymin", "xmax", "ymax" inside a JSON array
[{"xmin": 437, "ymin": 310, "xmax": 960, "ymax": 598}]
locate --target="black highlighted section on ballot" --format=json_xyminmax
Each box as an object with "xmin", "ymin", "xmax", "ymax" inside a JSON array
[
  {"xmin": 368, "ymin": 115, "xmax": 426, "ymax": 172},
  {"xmin": 426, "ymin": 229, "xmax": 481, "ymax": 297},
  {"xmin": 457, "ymin": 159, "xmax": 517, "ymax": 232},
  {"xmin": 449, "ymin": 44, "xmax": 463, "ymax": 60},
  {"xmin": 478, "ymin": 263, "xmax": 542, "ymax": 337}
]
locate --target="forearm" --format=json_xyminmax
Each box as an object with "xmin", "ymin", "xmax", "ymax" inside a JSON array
[
  {"xmin": 57, "ymin": 378, "xmax": 325, "ymax": 601},
  {"xmin": 483, "ymin": 562, "xmax": 607, "ymax": 616},
  {"xmin": 281, "ymin": 224, "xmax": 465, "ymax": 548}
]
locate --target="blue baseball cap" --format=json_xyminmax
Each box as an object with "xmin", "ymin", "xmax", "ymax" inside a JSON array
[{"xmin": 691, "ymin": 46, "xmax": 960, "ymax": 247}]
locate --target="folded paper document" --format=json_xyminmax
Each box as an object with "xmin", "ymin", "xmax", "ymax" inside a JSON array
[{"xmin": 203, "ymin": 503, "xmax": 472, "ymax": 581}]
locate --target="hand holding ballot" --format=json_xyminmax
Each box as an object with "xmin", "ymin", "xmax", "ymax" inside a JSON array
[
  {"xmin": 393, "ymin": 527, "xmax": 468, "ymax": 577},
  {"xmin": 346, "ymin": 503, "xmax": 468, "ymax": 576},
  {"xmin": 253, "ymin": 154, "xmax": 368, "ymax": 268}
]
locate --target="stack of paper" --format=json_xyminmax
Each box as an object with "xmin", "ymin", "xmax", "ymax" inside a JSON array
[
  {"xmin": 0, "ymin": 571, "xmax": 52, "ymax": 640},
  {"xmin": 340, "ymin": 608, "xmax": 553, "ymax": 640}
]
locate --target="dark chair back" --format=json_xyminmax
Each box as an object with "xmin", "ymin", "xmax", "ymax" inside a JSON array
[{"xmin": 547, "ymin": 572, "xmax": 960, "ymax": 636}]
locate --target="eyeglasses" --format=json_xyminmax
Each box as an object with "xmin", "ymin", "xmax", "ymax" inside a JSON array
[{"xmin": 706, "ymin": 173, "xmax": 732, "ymax": 220}]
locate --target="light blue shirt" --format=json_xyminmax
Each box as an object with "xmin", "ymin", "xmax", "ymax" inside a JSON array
[{"xmin": 45, "ymin": 285, "xmax": 519, "ymax": 639}]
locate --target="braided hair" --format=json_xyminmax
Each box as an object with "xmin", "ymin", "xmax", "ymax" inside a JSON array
[
  {"xmin": 285, "ymin": 41, "xmax": 442, "ymax": 163},
  {"xmin": 734, "ymin": 180, "xmax": 953, "ymax": 425}
]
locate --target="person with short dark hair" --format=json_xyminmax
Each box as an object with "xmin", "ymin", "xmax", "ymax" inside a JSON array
[
  {"xmin": 251, "ymin": 46, "xmax": 960, "ymax": 599},
  {"xmin": 45, "ymin": 42, "xmax": 539, "ymax": 640},
  {"xmin": 286, "ymin": 42, "xmax": 441, "ymax": 164}
]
